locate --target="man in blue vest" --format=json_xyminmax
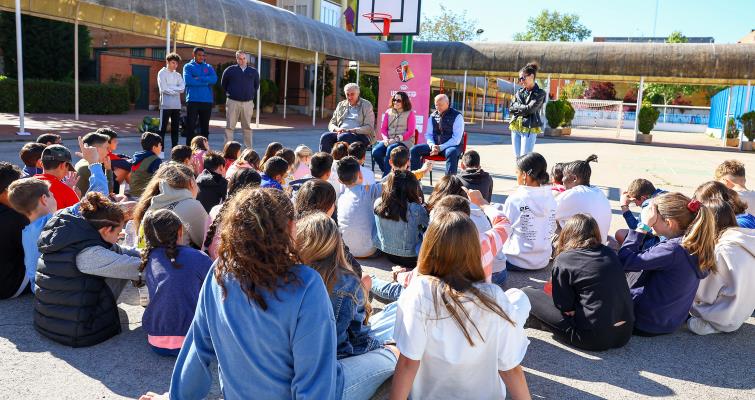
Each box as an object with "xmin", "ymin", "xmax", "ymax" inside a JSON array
[
  {"xmin": 183, "ymin": 47, "xmax": 217, "ymax": 145},
  {"xmin": 410, "ymin": 94, "xmax": 464, "ymax": 175}
]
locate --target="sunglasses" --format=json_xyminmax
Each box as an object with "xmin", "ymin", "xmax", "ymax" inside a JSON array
[
  {"xmin": 392, "ymin": 98, "xmax": 403, "ymax": 103},
  {"xmin": 518, "ymin": 75, "xmax": 528, "ymax": 82}
]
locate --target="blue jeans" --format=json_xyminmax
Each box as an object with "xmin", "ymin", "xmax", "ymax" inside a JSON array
[
  {"xmin": 491, "ymin": 269, "xmax": 508, "ymax": 286},
  {"xmin": 506, "ymin": 260, "xmax": 529, "ymax": 272},
  {"xmin": 369, "ymin": 302, "xmax": 398, "ymax": 343},
  {"xmin": 511, "ymin": 131, "xmax": 537, "ymax": 158},
  {"xmin": 371, "ymin": 141, "xmax": 404, "ymax": 175},
  {"xmin": 410, "ymin": 144, "xmax": 460, "ymax": 175},
  {"xmin": 370, "ymin": 276, "xmax": 404, "ymax": 303},
  {"xmin": 340, "ymin": 347, "xmax": 397, "ymax": 400},
  {"xmin": 320, "ymin": 132, "xmax": 370, "ymax": 154}
]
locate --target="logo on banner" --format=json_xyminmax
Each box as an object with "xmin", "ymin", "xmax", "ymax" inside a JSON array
[{"xmin": 395, "ymin": 60, "xmax": 415, "ymax": 83}]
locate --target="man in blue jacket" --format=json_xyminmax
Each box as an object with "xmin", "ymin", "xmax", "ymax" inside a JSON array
[
  {"xmin": 183, "ymin": 47, "xmax": 217, "ymax": 145},
  {"xmin": 221, "ymin": 50, "xmax": 259, "ymax": 149}
]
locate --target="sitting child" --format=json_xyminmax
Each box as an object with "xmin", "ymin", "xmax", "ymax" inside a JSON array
[
  {"xmin": 390, "ymin": 210, "xmax": 529, "ymax": 400},
  {"xmin": 385, "ymin": 145, "xmax": 432, "ymax": 181},
  {"xmin": 189, "ymin": 136, "xmax": 209, "ymax": 176},
  {"xmin": 222, "ymin": 141, "xmax": 242, "ymax": 170},
  {"xmin": 97, "ymin": 128, "xmax": 131, "ymax": 194},
  {"xmin": 292, "ymin": 145, "xmax": 313, "ymax": 180},
  {"xmin": 347, "ymin": 142, "xmax": 376, "ymax": 185},
  {"xmin": 170, "ymin": 145, "xmax": 193, "ymax": 166},
  {"xmin": 426, "ymin": 175, "xmax": 491, "ymax": 234},
  {"xmin": 373, "ymin": 170, "xmax": 428, "ymax": 269},
  {"xmin": 694, "ymin": 180, "xmax": 755, "ymax": 229},
  {"xmin": 195, "ymin": 151, "xmax": 228, "ymax": 212},
  {"xmin": 260, "ymin": 141, "xmax": 283, "ymax": 166},
  {"xmin": 226, "ymin": 149, "xmax": 261, "ymax": 178},
  {"xmin": 555, "ymin": 155, "xmax": 612, "ymax": 243},
  {"xmin": 523, "ymin": 214, "xmax": 634, "ymax": 351},
  {"xmin": 715, "ymin": 159, "xmax": 755, "ymax": 215},
  {"xmin": 615, "ymin": 178, "xmax": 665, "ymax": 245},
  {"xmin": 457, "ymin": 150, "xmax": 493, "ymax": 202},
  {"xmin": 204, "ymin": 168, "xmax": 261, "ymax": 260},
  {"xmin": 618, "ymin": 192, "xmax": 716, "ymax": 336},
  {"xmin": 18, "ymin": 142, "xmax": 45, "ymax": 178},
  {"xmin": 336, "ymin": 156, "xmax": 382, "ymax": 258},
  {"xmin": 290, "ymin": 152, "xmax": 334, "ymax": 195},
  {"xmin": 329, "ymin": 141, "xmax": 350, "ymax": 189},
  {"xmin": 0, "ymin": 163, "xmax": 28, "ymax": 299},
  {"xmin": 140, "ymin": 209, "xmax": 212, "ymax": 356},
  {"xmin": 689, "ymin": 199, "xmax": 755, "ymax": 335},
  {"xmin": 274, "ymin": 148, "xmax": 296, "ymax": 187},
  {"xmin": 501, "ymin": 152, "xmax": 557, "ymax": 272},
  {"xmin": 74, "ymin": 132, "xmax": 114, "ymax": 196},
  {"xmin": 260, "ymin": 156, "xmax": 289, "ymax": 191},
  {"xmin": 550, "ymin": 162, "xmax": 566, "ymax": 194},
  {"xmin": 130, "ymin": 132, "xmax": 163, "ymax": 198}
]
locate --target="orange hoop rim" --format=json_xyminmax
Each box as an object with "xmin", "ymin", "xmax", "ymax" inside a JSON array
[{"xmin": 362, "ymin": 12, "xmax": 392, "ymax": 36}]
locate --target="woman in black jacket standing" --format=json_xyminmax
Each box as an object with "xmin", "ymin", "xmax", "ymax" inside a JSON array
[{"xmin": 509, "ymin": 62, "xmax": 546, "ymax": 158}]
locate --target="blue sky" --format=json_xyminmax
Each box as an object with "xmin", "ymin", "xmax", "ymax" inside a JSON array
[{"xmin": 420, "ymin": 0, "xmax": 754, "ymax": 43}]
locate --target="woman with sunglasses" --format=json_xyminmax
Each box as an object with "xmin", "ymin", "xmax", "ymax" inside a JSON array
[
  {"xmin": 509, "ymin": 62, "xmax": 546, "ymax": 158},
  {"xmin": 372, "ymin": 91, "xmax": 417, "ymax": 176}
]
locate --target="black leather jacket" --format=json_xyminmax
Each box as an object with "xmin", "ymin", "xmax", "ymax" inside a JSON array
[{"xmin": 509, "ymin": 83, "xmax": 547, "ymax": 129}]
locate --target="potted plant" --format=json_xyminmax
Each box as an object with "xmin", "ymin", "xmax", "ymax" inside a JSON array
[
  {"xmin": 636, "ymin": 101, "xmax": 659, "ymax": 144},
  {"xmin": 259, "ymin": 79, "xmax": 279, "ymax": 114},
  {"xmin": 739, "ymin": 111, "xmax": 754, "ymax": 151},
  {"xmin": 561, "ymin": 99, "xmax": 575, "ymax": 135},
  {"xmin": 544, "ymin": 100, "xmax": 564, "ymax": 136},
  {"xmin": 725, "ymin": 117, "xmax": 740, "ymax": 148}
]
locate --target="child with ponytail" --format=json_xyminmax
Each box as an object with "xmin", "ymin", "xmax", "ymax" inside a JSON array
[
  {"xmin": 140, "ymin": 209, "xmax": 212, "ymax": 356},
  {"xmin": 618, "ymin": 192, "xmax": 717, "ymax": 336}
]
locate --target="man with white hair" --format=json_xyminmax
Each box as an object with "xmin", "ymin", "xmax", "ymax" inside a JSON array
[
  {"xmin": 319, "ymin": 83, "xmax": 375, "ymax": 153},
  {"xmin": 410, "ymin": 94, "xmax": 464, "ymax": 175},
  {"xmin": 221, "ymin": 50, "xmax": 259, "ymax": 149}
]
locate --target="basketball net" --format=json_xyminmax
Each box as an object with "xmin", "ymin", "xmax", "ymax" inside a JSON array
[{"xmin": 363, "ymin": 12, "xmax": 392, "ymax": 37}]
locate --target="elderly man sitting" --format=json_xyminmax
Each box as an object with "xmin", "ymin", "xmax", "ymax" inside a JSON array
[
  {"xmin": 410, "ymin": 94, "xmax": 464, "ymax": 176},
  {"xmin": 319, "ymin": 83, "xmax": 376, "ymax": 154}
]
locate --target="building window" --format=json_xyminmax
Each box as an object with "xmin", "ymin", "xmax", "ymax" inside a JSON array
[
  {"xmin": 320, "ymin": 1, "xmax": 341, "ymax": 27},
  {"xmin": 130, "ymin": 48, "xmax": 146, "ymax": 58},
  {"xmin": 152, "ymin": 48, "xmax": 166, "ymax": 60},
  {"xmin": 279, "ymin": 0, "xmax": 310, "ymax": 18}
]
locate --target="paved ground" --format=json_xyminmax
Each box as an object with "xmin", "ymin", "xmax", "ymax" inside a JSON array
[{"xmin": 1, "ymin": 131, "xmax": 754, "ymax": 399}]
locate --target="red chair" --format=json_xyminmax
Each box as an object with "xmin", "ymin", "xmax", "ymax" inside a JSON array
[
  {"xmin": 423, "ymin": 132, "xmax": 468, "ymax": 185},
  {"xmin": 371, "ymin": 129, "xmax": 420, "ymax": 172}
]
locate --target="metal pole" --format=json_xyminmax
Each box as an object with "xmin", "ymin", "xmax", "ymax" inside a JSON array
[
  {"xmin": 313, "ymin": 52, "xmax": 318, "ymax": 127},
  {"xmin": 321, "ymin": 59, "xmax": 325, "ymax": 119},
  {"xmin": 74, "ymin": 2, "xmax": 80, "ymax": 121},
  {"xmin": 172, "ymin": 23, "xmax": 177, "ymax": 52},
  {"xmin": 461, "ymin": 70, "xmax": 467, "ymax": 117},
  {"xmin": 283, "ymin": 49, "xmax": 289, "ymax": 119},
  {"xmin": 722, "ymin": 87, "xmax": 733, "ymax": 147},
  {"xmin": 15, "ymin": 0, "xmax": 27, "ymax": 135},
  {"xmin": 256, "ymin": 40, "xmax": 262, "ymax": 128},
  {"xmin": 481, "ymin": 76, "xmax": 488, "ymax": 129},
  {"xmin": 166, "ymin": 19, "xmax": 171, "ymax": 56},
  {"xmin": 740, "ymin": 80, "xmax": 752, "ymax": 150},
  {"xmin": 471, "ymin": 77, "xmax": 478, "ymax": 123},
  {"xmin": 633, "ymin": 77, "xmax": 645, "ymax": 136},
  {"xmin": 543, "ymin": 74, "xmax": 551, "ymax": 128},
  {"xmin": 355, "ymin": 61, "xmax": 360, "ymax": 86}
]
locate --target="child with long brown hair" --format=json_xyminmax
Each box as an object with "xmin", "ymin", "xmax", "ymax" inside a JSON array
[
  {"xmin": 523, "ymin": 214, "xmax": 634, "ymax": 351},
  {"xmin": 222, "ymin": 141, "xmax": 242, "ymax": 170},
  {"xmin": 296, "ymin": 212, "xmax": 398, "ymax": 399},
  {"xmin": 618, "ymin": 192, "xmax": 717, "ymax": 336},
  {"xmin": 169, "ymin": 188, "xmax": 340, "ymax": 398},
  {"xmin": 189, "ymin": 136, "xmax": 209, "ymax": 176},
  {"xmin": 139, "ymin": 209, "xmax": 211, "ymax": 356},
  {"xmin": 260, "ymin": 141, "xmax": 283, "ymax": 166},
  {"xmin": 390, "ymin": 211, "xmax": 530, "ymax": 400}
]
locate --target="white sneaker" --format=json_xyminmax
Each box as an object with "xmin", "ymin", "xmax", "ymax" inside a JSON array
[{"xmin": 687, "ymin": 316, "xmax": 719, "ymax": 335}]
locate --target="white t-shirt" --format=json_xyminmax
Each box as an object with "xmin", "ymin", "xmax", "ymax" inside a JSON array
[
  {"xmin": 394, "ymin": 276, "xmax": 531, "ymax": 400},
  {"xmin": 555, "ymin": 185, "xmax": 612, "ymax": 243},
  {"xmin": 501, "ymin": 185, "xmax": 557, "ymax": 270},
  {"xmin": 735, "ymin": 189, "xmax": 755, "ymax": 216}
]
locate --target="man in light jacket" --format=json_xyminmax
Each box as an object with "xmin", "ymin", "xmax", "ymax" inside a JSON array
[
  {"xmin": 183, "ymin": 47, "xmax": 217, "ymax": 145},
  {"xmin": 319, "ymin": 83, "xmax": 375, "ymax": 154},
  {"xmin": 157, "ymin": 52, "xmax": 185, "ymax": 150},
  {"xmin": 221, "ymin": 51, "xmax": 259, "ymax": 149}
]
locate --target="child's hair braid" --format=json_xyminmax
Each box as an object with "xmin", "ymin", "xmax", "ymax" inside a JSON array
[{"xmin": 140, "ymin": 209, "xmax": 183, "ymax": 272}]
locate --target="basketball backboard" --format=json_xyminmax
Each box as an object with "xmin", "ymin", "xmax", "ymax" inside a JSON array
[{"xmin": 355, "ymin": 0, "xmax": 422, "ymax": 36}]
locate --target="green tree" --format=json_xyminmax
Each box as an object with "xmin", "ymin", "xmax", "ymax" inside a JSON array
[
  {"xmin": 643, "ymin": 31, "xmax": 696, "ymax": 106},
  {"xmin": 0, "ymin": 11, "xmax": 92, "ymax": 80},
  {"xmin": 419, "ymin": 5, "xmax": 482, "ymax": 41},
  {"xmin": 561, "ymin": 81, "xmax": 587, "ymax": 99},
  {"xmin": 513, "ymin": 10, "xmax": 591, "ymax": 42}
]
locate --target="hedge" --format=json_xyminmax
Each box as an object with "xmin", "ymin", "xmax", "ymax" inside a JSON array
[{"xmin": 0, "ymin": 76, "xmax": 129, "ymax": 114}]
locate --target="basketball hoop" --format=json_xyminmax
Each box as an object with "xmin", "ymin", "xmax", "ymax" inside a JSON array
[{"xmin": 363, "ymin": 12, "xmax": 392, "ymax": 37}]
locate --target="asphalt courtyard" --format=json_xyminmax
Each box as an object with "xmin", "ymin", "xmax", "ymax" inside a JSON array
[{"xmin": 1, "ymin": 130, "xmax": 754, "ymax": 399}]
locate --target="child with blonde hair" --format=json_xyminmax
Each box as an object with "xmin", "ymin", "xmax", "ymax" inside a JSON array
[
  {"xmin": 618, "ymin": 192, "xmax": 717, "ymax": 336},
  {"xmin": 292, "ymin": 145, "xmax": 313, "ymax": 180}
]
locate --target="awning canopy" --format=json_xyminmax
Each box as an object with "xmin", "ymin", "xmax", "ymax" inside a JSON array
[
  {"xmin": 386, "ymin": 41, "xmax": 755, "ymax": 85},
  {"xmin": 0, "ymin": 0, "xmax": 386, "ymax": 64}
]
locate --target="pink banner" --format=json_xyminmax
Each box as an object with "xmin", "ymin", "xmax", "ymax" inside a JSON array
[{"xmin": 378, "ymin": 53, "xmax": 432, "ymax": 143}]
